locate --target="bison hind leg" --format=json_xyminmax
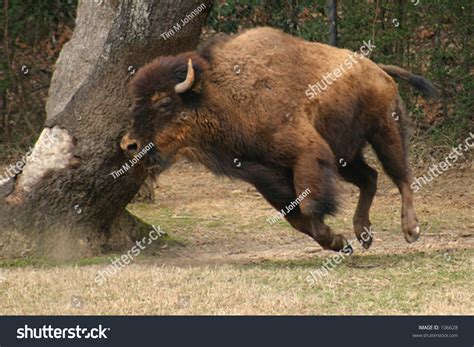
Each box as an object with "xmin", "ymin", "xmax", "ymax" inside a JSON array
[
  {"xmin": 338, "ymin": 152, "xmax": 378, "ymax": 249},
  {"xmin": 368, "ymin": 97, "xmax": 420, "ymax": 243}
]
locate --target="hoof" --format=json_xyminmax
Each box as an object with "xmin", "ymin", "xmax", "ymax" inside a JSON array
[
  {"xmin": 355, "ymin": 224, "xmax": 373, "ymax": 249},
  {"xmin": 322, "ymin": 234, "xmax": 352, "ymax": 254},
  {"xmin": 404, "ymin": 225, "xmax": 420, "ymax": 243},
  {"xmin": 358, "ymin": 235, "xmax": 373, "ymax": 249},
  {"xmin": 341, "ymin": 243, "xmax": 353, "ymax": 255},
  {"xmin": 337, "ymin": 235, "xmax": 353, "ymax": 255}
]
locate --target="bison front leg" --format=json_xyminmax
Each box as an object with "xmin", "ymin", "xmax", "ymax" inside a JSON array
[
  {"xmin": 288, "ymin": 131, "xmax": 351, "ymax": 253},
  {"xmin": 248, "ymin": 159, "xmax": 351, "ymax": 254},
  {"xmin": 294, "ymin": 159, "xmax": 351, "ymax": 253}
]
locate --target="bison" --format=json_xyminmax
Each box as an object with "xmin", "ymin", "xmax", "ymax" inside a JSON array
[{"xmin": 120, "ymin": 27, "xmax": 438, "ymax": 254}]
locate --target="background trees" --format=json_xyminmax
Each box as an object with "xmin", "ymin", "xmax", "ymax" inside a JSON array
[{"xmin": 2, "ymin": 0, "xmax": 472, "ymax": 162}]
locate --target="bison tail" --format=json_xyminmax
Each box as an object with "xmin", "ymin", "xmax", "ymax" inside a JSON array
[{"xmin": 378, "ymin": 64, "xmax": 439, "ymax": 99}]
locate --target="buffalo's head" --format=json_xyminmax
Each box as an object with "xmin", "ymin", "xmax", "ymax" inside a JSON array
[{"xmin": 120, "ymin": 53, "xmax": 208, "ymax": 169}]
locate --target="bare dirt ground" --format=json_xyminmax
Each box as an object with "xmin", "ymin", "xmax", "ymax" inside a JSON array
[
  {"xmin": 133, "ymin": 157, "xmax": 473, "ymax": 267},
  {"xmin": 0, "ymin": 154, "xmax": 472, "ymax": 315}
]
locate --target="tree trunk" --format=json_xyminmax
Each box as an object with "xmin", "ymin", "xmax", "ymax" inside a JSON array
[
  {"xmin": 327, "ymin": 0, "xmax": 338, "ymax": 47},
  {"xmin": 132, "ymin": 175, "xmax": 156, "ymax": 203},
  {"xmin": 0, "ymin": 0, "xmax": 212, "ymax": 259}
]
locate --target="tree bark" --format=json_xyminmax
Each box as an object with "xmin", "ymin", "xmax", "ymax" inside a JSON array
[
  {"xmin": 327, "ymin": 0, "xmax": 338, "ymax": 47},
  {"xmin": 132, "ymin": 175, "xmax": 156, "ymax": 203},
  {"xmin": 0, "ymin": 0, "xmax": 212, "ymax": 259}
]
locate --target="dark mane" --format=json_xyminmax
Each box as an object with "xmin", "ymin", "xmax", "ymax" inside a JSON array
[{"xmin": 130, "ymin": 53, "xmax": 209, "ymax": 100}]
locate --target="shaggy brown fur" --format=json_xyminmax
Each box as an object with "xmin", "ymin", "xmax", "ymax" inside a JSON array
[{"xmin": 121, "ymin": 27, "xmax": 438, "ymax": 253}]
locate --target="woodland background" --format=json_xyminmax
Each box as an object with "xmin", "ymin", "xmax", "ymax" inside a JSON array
[{"xmin": 0, "ymin": 0, "xmax": 472, "ymax": 163}]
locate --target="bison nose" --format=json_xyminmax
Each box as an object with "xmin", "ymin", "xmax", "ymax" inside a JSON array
[{"xmin": 120, "ymin": 134, "xmax": 141, "ymax": 156}]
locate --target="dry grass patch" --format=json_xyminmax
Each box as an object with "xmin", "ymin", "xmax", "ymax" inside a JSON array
[{"xmin": 0, "ymin": 249, "xmax": 472, "ymax": 315}]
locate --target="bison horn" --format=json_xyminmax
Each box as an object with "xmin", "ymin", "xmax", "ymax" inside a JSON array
[{"xmin": 174, "ymin": 59, "xmax": 195, "ymax": 94}]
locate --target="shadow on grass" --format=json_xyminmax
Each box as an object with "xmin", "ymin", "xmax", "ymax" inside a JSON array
[{"xmin": 249, "ymin": 248, "xmax": 472, "ymax": 270}]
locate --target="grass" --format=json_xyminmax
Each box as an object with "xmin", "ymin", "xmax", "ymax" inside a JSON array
[
  {"xmin": 0, "ymin": 249, "xmax": 472, "ymax": 315},
  {"xmin": 127, "ymin": 204, "xmax": 205, "ymax": 234},
  {"xmin": 0, "ymin": 163, "xmax": 472, "ymax": 315},
  {"xmin": 0, "ymin": 256, "xmax": 110, "ymax": 269}
]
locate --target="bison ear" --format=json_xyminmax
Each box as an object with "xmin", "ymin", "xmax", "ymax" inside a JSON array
[{"xmin": 173, "ymin": 55, "xmax": 208, "ymax": 95}]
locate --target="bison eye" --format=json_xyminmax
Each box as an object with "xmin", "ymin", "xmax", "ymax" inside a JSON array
[{"xmin": 154, "ymin": 96, "xmax": 173, "ymax": 113}]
